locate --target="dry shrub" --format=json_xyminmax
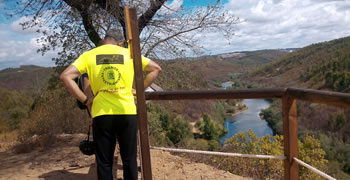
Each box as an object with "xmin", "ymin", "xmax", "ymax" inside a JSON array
[
  {"xmin": 0, "ymin": 131, "xmax": 19, "ymax": 152},
  {"xmin": 18, "ymin": 87, "xmax": 90, "ymax": 143},
  {"xmin": 12, "ymin": 134, "xmax": 57, "ymax": 154},
  {"xmin": 209, "ymin": 131, "xmax": 285, "ymax": 179},
  {"xmin": 211, "ymin": 155, "xmax": 283, "ymax": 179},
  {"xmin": 178, "ymin": 138, "xmax": 209, "ymax": 150},
  {"xmin": 12, "ymin": 141, "xmax": 36, "ymax": 154}
]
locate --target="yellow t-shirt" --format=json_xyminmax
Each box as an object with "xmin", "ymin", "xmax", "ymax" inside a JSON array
[{"xmin": 72, "ymin": 44, "xmax": 150, "ymax": 118}]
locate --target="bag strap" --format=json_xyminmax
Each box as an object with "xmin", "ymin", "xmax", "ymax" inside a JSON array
[
  {"xmin": 81, "ymin": 74, "xmax": 93, "ymax": 141},
  {"xmin": 87, "ymin": 124, "xmax": 91, "ymax": 141},
  {"xmin": 86, "ymin": 108, "xmax": 92, "ymax": 141}
]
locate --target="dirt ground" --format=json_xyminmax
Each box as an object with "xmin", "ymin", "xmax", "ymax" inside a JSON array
[{"xmin": 0, "ymin": 134, "xmax": 249, "ymax": 180}]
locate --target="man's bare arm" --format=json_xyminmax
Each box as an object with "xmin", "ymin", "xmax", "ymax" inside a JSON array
[
  {"xmin": 59, "ymin": 65, "xmax": 93, "ymax": 105},
  {"xmin": 143, "ymin": 60, "xmax": 162, "ymax": 89}
]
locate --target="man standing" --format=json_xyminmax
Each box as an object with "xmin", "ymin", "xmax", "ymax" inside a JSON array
[{"xmin": 60, "ymin": 29, "xmax": 162, "ymax": 180}]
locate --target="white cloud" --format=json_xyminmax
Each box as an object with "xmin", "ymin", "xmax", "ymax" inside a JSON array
[
  {"xmin": 0, "ymin": 11, "xmax": 57, "ymax": 70},
  {"xmin": 199, "ymin": 0, "xmax": 350, "ymax": 54},
  {"xmin": 0, "ymin": 51, "xmax": 7, "ymax": 59},
  {"xmin": 0, "ymin": 25, "xmax": 56, "ymax": 69}
]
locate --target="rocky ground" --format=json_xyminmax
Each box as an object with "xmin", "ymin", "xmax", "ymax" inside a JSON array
[{"xmin": 0, "ymin": 134, "xmax": 250, "ymax": 180}]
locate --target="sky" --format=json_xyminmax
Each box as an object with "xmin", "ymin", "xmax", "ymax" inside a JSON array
[{"xmin": 0, "ymin": 0, "xmax": 350, "ymax": 70}]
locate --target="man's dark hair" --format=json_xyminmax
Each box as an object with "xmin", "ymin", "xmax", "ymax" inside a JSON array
[{"xmin": 105, "ymin": 29, "xmax": 124, "ymax": 42}]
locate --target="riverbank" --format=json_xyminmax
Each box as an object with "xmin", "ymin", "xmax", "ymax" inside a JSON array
[
  {"xmin": 225, "ymin": 105, "xmax": 248, "ymax": 117},
  {"xmin": 258, "ymin": 104, "xmax": 280, "ymax": 135},
  {"xmin": 188, "ymin": 101, "xmax": 248, "ymax": 135},
  {"xmin": 224, "ymin": 100, "xmax": 248, "ymax": 117}
]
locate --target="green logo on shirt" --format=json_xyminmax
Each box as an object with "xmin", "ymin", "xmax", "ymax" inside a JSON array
[
  {"xmin": 108, "ymin": 71, "xmax": 115, "ymax": 80},
  {"xmin": 101, "ymin": 66, "xmax": 121, "ymax": 85}
]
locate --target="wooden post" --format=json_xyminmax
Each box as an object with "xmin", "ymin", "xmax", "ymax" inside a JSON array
[
  {"xmin": 282, "ymin": 96, "xmax": 299, "ymax": 180},
  {"xmin": 125, "ymin": 6, "xmax": 153, "ymax": 180}
]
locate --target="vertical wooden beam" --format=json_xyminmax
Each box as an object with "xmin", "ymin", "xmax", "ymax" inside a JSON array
[
  {"xmin": 282, "ymin": 96, "xmax": 299, "ymax": 180},
  {"xmin": 125, "ymin": 7, "xmax": 134, "ymax": 59},
  {"xmin": 125, "ymin": 6, "xmax": 153, "ymax": 180}
]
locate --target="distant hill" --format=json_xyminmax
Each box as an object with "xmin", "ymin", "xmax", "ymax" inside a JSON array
[
  {"xmin": 245, "ymin": 36, "xmax": 350, "ymax": 93},
  {"xmin": 0, "ymin": 65, "xmax": 54, "ymax": 132},
  {"xmin": 217, "ymin": 49, "xmax": 291, "ymax": 66},
  {"xmin": 0, "ymin": 65, "xmax": 54, "ymax": 95},
  {"xmin": 155, "ymin": 49, "xmax": 290, "ymax": 90},
  {"xmin": 0, "ymin": 49, "xmax": 289, "ymax": 94}
]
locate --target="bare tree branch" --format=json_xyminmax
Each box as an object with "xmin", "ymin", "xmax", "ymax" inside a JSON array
[
  {"xmin": 79, "ymin": 9, "xmax": 101, "ymax": 46},
  {"xmin": 145, "ymin": 23, "xmax": 204, "ymax": 57},
  {"xmin": 63, "ymin": 0, "xmax": 101, "ymax": 46},
  {"xmin": 138, "ymin": 0, "xmax": 167, "ymax": 32}
]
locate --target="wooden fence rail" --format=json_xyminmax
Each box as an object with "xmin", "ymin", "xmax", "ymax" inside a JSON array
[
  {"xmin": 145, "ymin": 88, "xmax": 286, "ymax": 100},
  {"xmin": 146, "ymin": 88, "xmax": 350, "ymax": 108},
  {"xmin": 286, "ymin": 88, "xmax": 350, "ymax": 108}
]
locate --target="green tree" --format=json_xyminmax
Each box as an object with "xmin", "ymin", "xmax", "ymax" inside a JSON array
[
  {"xmin": 344, "ymin": 159, "xmax": 350, "ymax": 174},
  {"xmin": 159, "ymin": 112, "xmax": 170, "ymax": 131},
  {"xmin": 343, "ymin": 143, "xmax": 350, "ymax": 174},
  {"xmin": 199, "ymin": 114, "xmax": 218, "ymax": 140},
  {"xmin": 166, "ymin": 115, "xmax": 192, "ymax": 144},
  {"xmin": 214, "ymin": 102, "xmax": 225, "ymax": 120},
  {"xmin": 335, "ymin": 111, "xmax": 346, "ymax": 129},
  {"xmin": 0, "ymin": 88, "xmax": 33, "ymax": 132},
  {"xmin": 146, "ymin": 103, "xmax": 173, "ymax": 146},
  {"xmin": 147, "ymin": 110, "xmax": 173, "ymax": 147},
  {"xmin": 328, "ymin": 114, "xmax": 337, "ymax": 131},
  {"xmin": 328, "ymin": 111, "xmax": 347, "ymax": 131}
]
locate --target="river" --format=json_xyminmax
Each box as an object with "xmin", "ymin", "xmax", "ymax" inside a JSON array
[{"xmin": 219, "ymin": 82, "xmax": 273, "ymax": 144}]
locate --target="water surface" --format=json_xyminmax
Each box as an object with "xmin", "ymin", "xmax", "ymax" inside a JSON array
[{"xmin": 220, "ymin": 99, "xmax": 273, "ymax": 144}]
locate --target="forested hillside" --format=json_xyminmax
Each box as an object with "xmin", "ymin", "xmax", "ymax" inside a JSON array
[
  {"xmin": 0, "ymin": 88, "xmax": 33, "ymax": 133},
  {"xmin": 0, "ymin": 66, "xmax": 53, "ymax": 135},
  {"xmin": 301, "ymin": 52, "xmax": 350, "ymax": 92},
  {"xmin": 246, "ymin": 36, "xmax": 350, "ymax": 92},
  {"xmin": 155, "ymin": 49, "xmax": 289, "ymax": 89},
  {"xmin": 244, "ymin": 36, "xmax": 350, "ymax": 179},
  {"xmin": 0, "ymin": 65, "xmax": 54, "ymax": 96}
]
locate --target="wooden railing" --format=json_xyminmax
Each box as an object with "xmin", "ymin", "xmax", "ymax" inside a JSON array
[{"xmin": 144, "ymin": 88, "xmax": 350, "ymax": 180}]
